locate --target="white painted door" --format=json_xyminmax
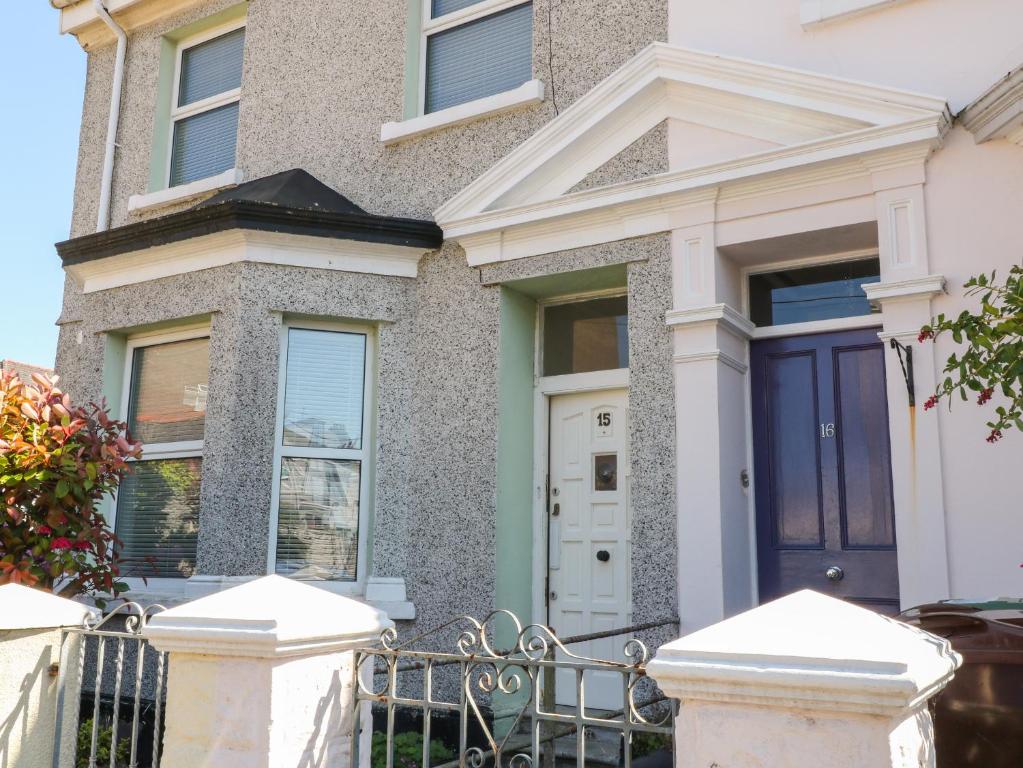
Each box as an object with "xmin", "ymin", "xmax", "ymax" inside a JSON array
[{"xmin": 548, "ymin": 389, "xmax": 631, "ymax": 711}]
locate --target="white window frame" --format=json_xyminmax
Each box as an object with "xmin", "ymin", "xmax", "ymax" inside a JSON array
[
  {"xmin": 165, "ymin": 17, "xmax": 245, "ymax": 189},
  {"xmin": 112, "ymin": 324, "xmax": 211, "ymax": 594},
  {"xmin": 418, "ymin": 0, "xmax": 532, "ymax": 115},
  {"xmin": 266, "ymin": 320, "xmax": 376, "ymax": 594}
]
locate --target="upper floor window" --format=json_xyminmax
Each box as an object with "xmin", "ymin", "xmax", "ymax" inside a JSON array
[
  {"xmin": 169, "ymin": 24, "xmax": 245, "ymax": 187},
  {"xmin": 115, "ymin": 332, "xmax": 209, "ymax": 579},
  {"xmin": 269, "ymin": 325, "xmax": 374, "ymax": 585},
  {"xmin": 423, "ymin": 0, "xmax": 533, "ymax": 114}
]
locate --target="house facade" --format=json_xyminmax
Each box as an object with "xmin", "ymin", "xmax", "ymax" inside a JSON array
[{"xmin": 48, "ymin": 0, "xmax": 1023, "ymax": 681}]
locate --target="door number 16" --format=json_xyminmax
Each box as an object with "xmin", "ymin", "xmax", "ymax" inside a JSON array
[{"xmin": 819, "ymin": 423, "xmax": 836, "ymax": 439}]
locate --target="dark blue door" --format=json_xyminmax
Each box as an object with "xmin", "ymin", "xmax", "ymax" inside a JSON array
[{"xmin": 750, "ymin": 328, "xmax": 900, "ymax": 614}]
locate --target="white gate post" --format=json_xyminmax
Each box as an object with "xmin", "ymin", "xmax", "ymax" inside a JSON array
[
  {"xmin": 143, "ymin": 575, "xmax": 392, "ymax": 768},
  {"xmin": 0, "ymin": 584, "xmax": 96, "ymax": 768},
  {"xmin": 647, "ymin": 590, "xmax": 961, "ymax": 768}
]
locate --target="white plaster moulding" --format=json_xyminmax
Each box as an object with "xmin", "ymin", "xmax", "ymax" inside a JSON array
[
  {"xmin": 665, "ymin": 303, "xmax": 755, "ymax": 339},
  {"xmin": 436, "ymin": 42, "xmax": 950, "ymax": 226},
  {"xmin": 127, "ymin": 169, "xmax": 243, "ymax": 215},
  {"xmin": 65, "ymin": 229, "xmax": 430, "ymax": 293},
  {"xmin": 799, "ymin": 0, "xmax": 913, "ymax": 28},
  {"xmin": 960, "ymin": 66, "xmax": 1023, "ymax": 146},
  {"xmin": 673, "ymin": 350, "xmax": 748, "ymax": 375},
  {"xmin": 862, "ymin": 273, "xmax": 946, "ymax": 303},
  {"xmin": 380, "ymin": 80, "xmax": 545, "ymax": 145}
]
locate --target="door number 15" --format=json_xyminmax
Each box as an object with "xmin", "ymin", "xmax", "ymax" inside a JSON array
[{"xmin": 819, "ymin": 423, "xmax": 836, "ymax": 439}]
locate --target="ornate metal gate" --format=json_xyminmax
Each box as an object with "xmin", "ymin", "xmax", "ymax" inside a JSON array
[{"xmin": 352, "ymin": 611, "xmax": 677, "ymax": 768}]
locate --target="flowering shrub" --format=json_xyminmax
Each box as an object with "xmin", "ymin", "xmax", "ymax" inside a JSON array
[
  {"xmin": 0, "ymin": 371, "xmax": 141, "ymax": 600},
  {"xmin": 919, "ymin": 265, "xmax": 1023, "ymax": 443}
]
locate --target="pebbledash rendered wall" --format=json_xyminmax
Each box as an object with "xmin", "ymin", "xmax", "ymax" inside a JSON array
[{"xmin": 56, "ymin": 0, "xmax": 674, "ymax": 634}]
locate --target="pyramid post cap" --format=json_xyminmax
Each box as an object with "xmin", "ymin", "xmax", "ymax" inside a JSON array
[
  {"xmin": 646, "ymin": 590, "xmax": 961, "ymax": 714},
  {"xmin": 142, "ymin": 575, "xmax": 393, "ymax": 658},
  {"xmin": 0, "ymin": 583, "xmax": 98, "ymax": 630}
]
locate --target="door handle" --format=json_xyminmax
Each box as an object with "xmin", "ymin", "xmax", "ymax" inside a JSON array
[
  {"xmin": 596, "ymin": 550, "xmax": 611, "ymax": 562},
  {"xmin": 825, "ymin": 566, "xmax": 844, "ymax": 582}
]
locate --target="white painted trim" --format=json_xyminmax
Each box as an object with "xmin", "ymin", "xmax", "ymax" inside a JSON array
[
  {"xmin": 127, "ymin": 168, "xmax": 242, "ymax": 214},
  {"xmin": 265, "ymin": 321, "xmax": 376, "ymax": 593},
  {"xmin": 799, "ymin": 0, "xmax": 914, "ymax": 28},
  {"xmin": 536, "ymin": 368, "xmax": 630, "ymax": 395},
  {"xmin": 436, "ymin": 42, "xmax": 950, "ymax": 225},
  {"xmin": 862, "ymin": 274, "xmax": 945, "ymax": 302},
  {"xmin": 665, "ymin": 303, "xmax": 755, "ymax": 339},
  {"xmin": 749, "ymin": 314, "xmax": 882, "ymax": 340},
  {"xmin": 673, "ymin": 350, "xmax": 748, "ymax": 374},
  {"xmin": 381, "ymin": 80, "xmax": 545, "ymax": 145},
  {"xmin": 64, "ymin": 229, "xmax": 430, "ymax": 294},
  {"xmin": 960, "ymin": 66, "xmax": 1023, "ymax": 146}
]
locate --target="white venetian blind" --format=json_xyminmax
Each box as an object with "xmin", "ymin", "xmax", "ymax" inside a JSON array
[
  {"xmin": 425, "ymin": 2, "xmax": 533, "ymax": 114},
  {"xmin": 275, "ymin": 457, "xmax": 361, "ymax": 580},
  {"xmin": 115, "ymin": 458, "xmax": 200, "ymax": 579},
  {"xmin": 127, "ymin": 337, "xmax": 209, "ymax": 445},
  {"xmin": 178, "ymin": 27, "xmax": 245, "ymax": 107},
  {"xmin": 283, "ymin": 329, "xmax": 366, "ymax": 450}
]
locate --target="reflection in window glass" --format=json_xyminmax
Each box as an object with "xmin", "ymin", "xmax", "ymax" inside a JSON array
[
  {"xmin": 283, "ymin": 329, "xmax": 366, "ymax": 450},
  {"xmin": 115, "ymin": 458, "xmax": 200, "ymax": 578},
  {"xmin": 543, "ymin": 296, "xmax": 628, "ymax": 377},
  {"xmin": 749, "ymin": 258, "xmax": 881, "ymax": 328},
  {"xmin": 127, "ymin": 337, "xmax": 209, "ymax": 444},
  {"xmin": 275, "ymin": 458, "xmax": 361, "ymax": 581}
]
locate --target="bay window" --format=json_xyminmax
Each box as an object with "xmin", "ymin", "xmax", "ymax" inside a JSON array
[
  {"xmin": 115, "ymin": 332, "xmax": 208, "ymax": 579},
  {"xmin": 269, "ymin": 325, "xmax": 373, "ymax": 584}
]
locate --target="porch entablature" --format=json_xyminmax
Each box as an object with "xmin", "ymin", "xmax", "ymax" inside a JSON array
[{"xmin": 436, "ymin": 43, "xmax": 951, "ymax": 267}]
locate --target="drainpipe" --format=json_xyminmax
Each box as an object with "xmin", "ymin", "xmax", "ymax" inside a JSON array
[{"xmin": 93, "ymin": 0, "xmax": 127, "ymax": 232}]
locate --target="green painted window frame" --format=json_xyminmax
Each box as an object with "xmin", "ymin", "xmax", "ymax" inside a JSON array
[{"xmin": 148, "ymin": 2, "xmax": 248, "ymax": 194}]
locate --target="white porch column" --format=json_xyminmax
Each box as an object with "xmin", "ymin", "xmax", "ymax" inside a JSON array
[
  {"xmin": 866, "ymin": 175, "xmax": 951, "ymax": 606},
  {"xmin": 143, "ymin": 574, "xmax": 392, "ymax": 768},
  {"xmin": 667, "ymin": 214, "xmax": 756, "ymax": 634},
  {"xmin": 647, "ymin": 590, "xmax": 961, "ymax": 768},
  {"xmin": 0, "ymin": 584, "xmax": 96, "ymax": 768}
]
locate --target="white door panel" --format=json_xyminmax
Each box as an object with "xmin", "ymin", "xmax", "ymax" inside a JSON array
[{"xmin": 548, "ymin": 389, "xmax": 630, "ymax": 711}]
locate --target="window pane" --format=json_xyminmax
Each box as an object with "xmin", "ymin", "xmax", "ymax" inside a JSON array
[
  {"xmin": 115, "ymin": 458, "xmax": 200, "ymax": 579},
  {"xmin": 283, "ymin": 329, "xmax": 366, "ymax": 450},
  {"xmin": 543, "ymin": 296, "xmax": 629, "ymax": 377},
  {"xmin": 749, "ymin": 258, "xmax": 881, "ymax": 328},
  {"xmin": 178, "ymin": 27, "xmax": 245, "ymax": 107},
  {"xmin": 425, "ymin": 2, "xmax": 532, "ymax": 113},
  {"xmin": 275, "ymin": 458, "xmax": 360, "ymax": 581},
  {"xmin": 128, "ymin": 337, "xmax": 209, "ymax": 445},
  {"xmin": 169, "ymin": 101, "xmax": 239, "ymax": 186},
  {"xmin": 432, "ymin": 0, "xmax": 487, "ymax": 16}
]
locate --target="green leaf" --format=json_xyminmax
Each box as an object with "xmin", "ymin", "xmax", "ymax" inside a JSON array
[{"xmin": 54, "ymin": 479, "xmax": 70, "ymax": 498}]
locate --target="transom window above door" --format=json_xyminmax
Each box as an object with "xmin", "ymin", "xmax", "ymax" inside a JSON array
[
  {"xmin": 169, "ymin": 24, "xmax": 245, "ymax": 187},
  {"xmin": 423, "ymin": 0, "xmax": 533, "ymax": 114},
  {"xmin": 543, "ymin": 295, "xmax": 629, "ymax": 377},
  {"xmin": 748, "ymin": 258, "xmax": 881, "ymax": 328}
]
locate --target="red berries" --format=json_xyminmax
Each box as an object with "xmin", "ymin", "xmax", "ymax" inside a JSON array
[
  {"xmin": 977, "ymin": 388, "xmax": 994, "ymax": 406},
  {"xmin": 923, "ymin": 395, "xmax": 939, "ymax": 411}
]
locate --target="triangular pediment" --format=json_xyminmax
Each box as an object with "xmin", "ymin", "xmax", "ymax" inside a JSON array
[{"xmin": 436, "ymin": 43, "xmax": 950, "ymax": 235}]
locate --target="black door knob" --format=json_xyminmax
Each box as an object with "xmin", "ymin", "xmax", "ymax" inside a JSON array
[{"xmin": 596, "ymin": 550, "xmax": 611, "ymax": 562}]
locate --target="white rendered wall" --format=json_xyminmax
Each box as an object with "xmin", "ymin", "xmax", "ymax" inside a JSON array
[
  {"xmin": 668, "ymin": 0, "xmax": 1023, "ymax": 113},
  {"xmin": 923, "ymin": 127, "xmax": 1023, "ymax": 599}
]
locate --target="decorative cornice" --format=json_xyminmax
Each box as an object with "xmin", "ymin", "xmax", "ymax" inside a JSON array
[
  {"xmin": 57, "ymin": 199, "xmax": 442, "ymax": 267},
  {"xmin": 960, "ymin": 65, "xmax": 1023, "ymax": 146},
  {"xmin": 665, "ymin": 303, "xmax": 756, "ymax": 340},
  {"xmin": 863, "ymin": 274, "xmax": 945, "ymax": 303},
  {"xmin": 673, "ymin": 350, "xmax": 748, "ymax": 374},
  {"xmin": 57, "ymin": 0, "xmax": 213, "ymax": 49},
  {"xmin": 65, "ymin": 229, "xmax": 431, "ymax": 293}
]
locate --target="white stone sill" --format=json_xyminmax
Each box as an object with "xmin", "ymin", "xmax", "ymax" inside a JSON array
[
  {"xmin": 380, "ymin": 80, "xmax": 545, "ymax": 146},
  {"xmin": 127, "ymin": 168, "xmax": 243, "ymax": 215},
  {"xmin": 105, "ymin": 575, "xmax": 415, "ymax": 620},
  {"xmin": 800, "ymin": 0, "xmax": 909, "ymax": 27}
]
